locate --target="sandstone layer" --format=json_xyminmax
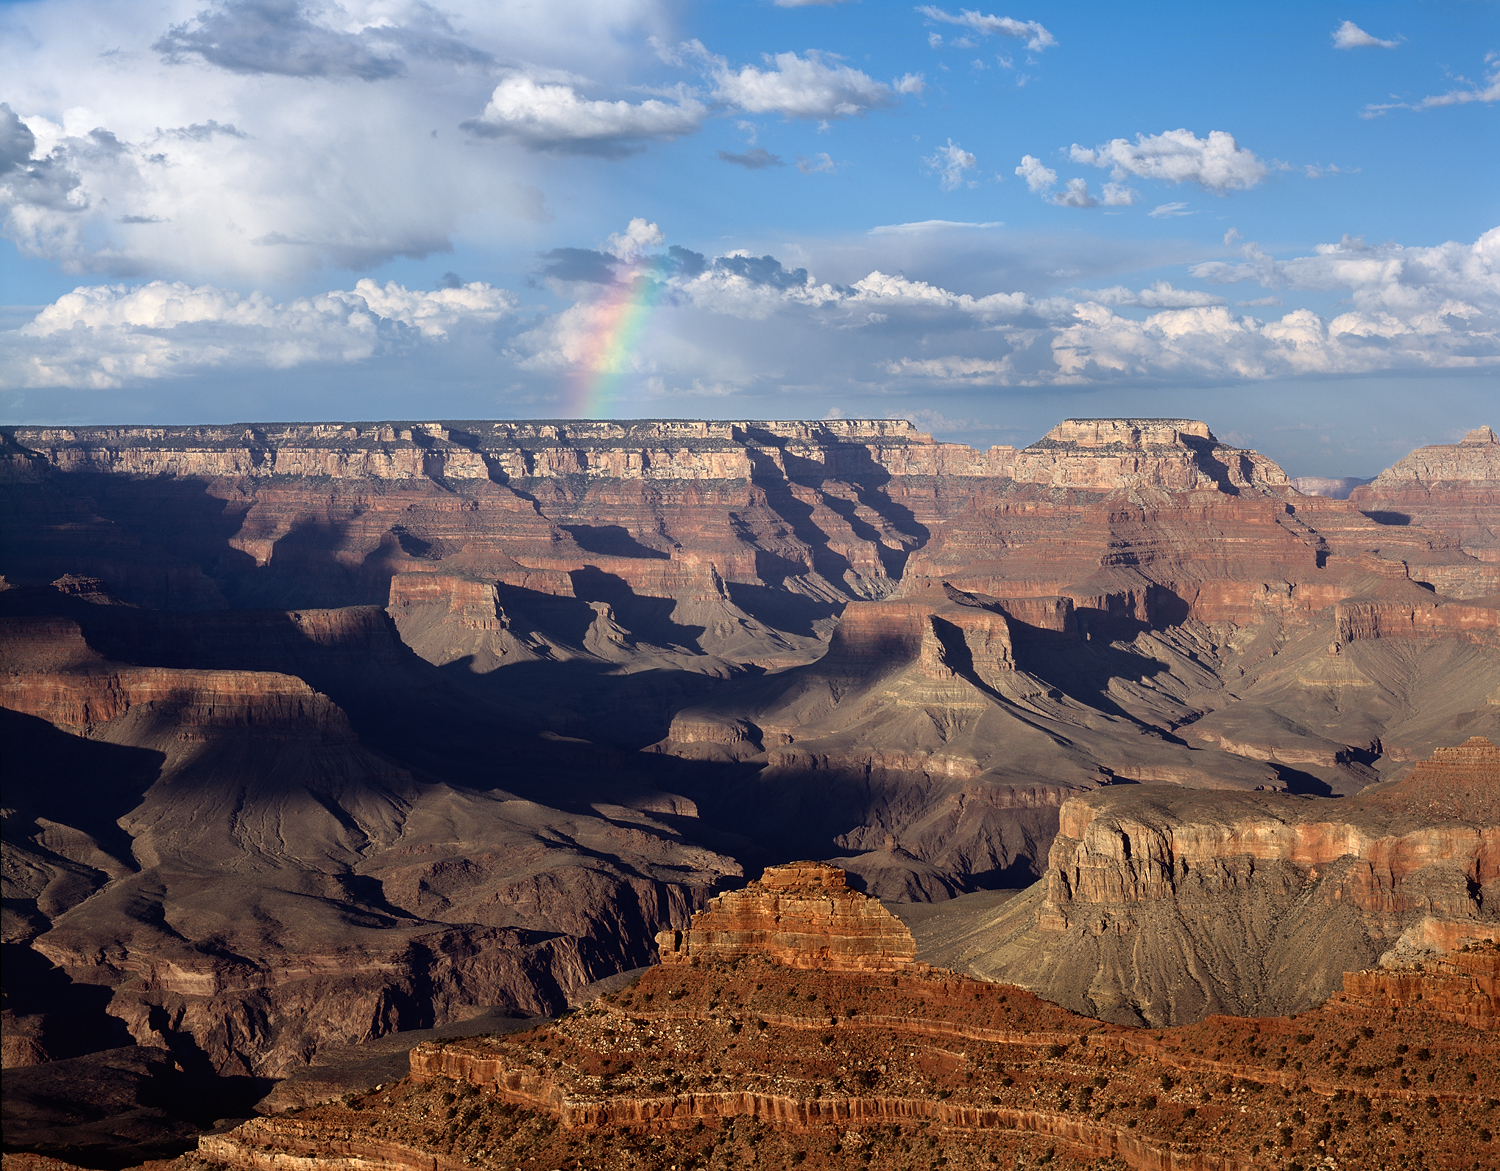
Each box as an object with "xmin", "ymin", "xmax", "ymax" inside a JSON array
[
  {"xmin": 1349, "ymin": 424, "xmax": 1500, "ymax": 563},
  {"xmin": 920, "ymin": 737, "xmax": 1500, "ymax": 1026},
  {"xmin": 195, "ymin": 878, "xmax": 1500, "ymax": 1171},
  {"xmin": 4, "ymin": 416, "xmax": 1500, "ymax": 1164}
]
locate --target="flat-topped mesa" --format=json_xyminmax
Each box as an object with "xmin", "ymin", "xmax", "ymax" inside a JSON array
[
  {"xmin": 1037, "ymin": 418, "xmax": 1214, "ymax": 448},
  {"xmin": 1010, "ymin": 418, "xmax": 1292, "ymax": 494},
  {"xmin": 818, "ymin": 589, "xmax": 1017, "ymax": 683},
  {"xmin": 655, "ymin": 862, "xmax": 917, "ymax": 971}
]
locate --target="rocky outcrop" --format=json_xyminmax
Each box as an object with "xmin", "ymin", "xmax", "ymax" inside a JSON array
[
  {"xmin": 1, "ymin": 658, "xmax": 354, "ymax": 734},
  {"xmin": 935, "ymin": 737, "xmax": 1500, "ymax": 1025},
  {"xmin": 1341, "ymin": 940, "xmax": 1499, "ymax": 1029},
  {"xmin": 655, "ymin": 863, "xmax": 916, "ymax": 971},
  {"xmin": 199, "ymin": 934, "xmax": 1499, "ymax": 1171},
  {"xmin": 1005, "ymin": 418, "xmax": 1292, "ymax": 493},
  {"xmin": 1350, "ymin": 424, "xmax": 1500, "ymax": 562},
  {"xmin": 1334, "ymin": 587, "xmax": 1499, "ymax": 644}
]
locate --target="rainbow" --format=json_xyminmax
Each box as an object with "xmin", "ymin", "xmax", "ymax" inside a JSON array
[{"xmin": 567, "ymin": 270, "xmax": 665, "ymax": 417}]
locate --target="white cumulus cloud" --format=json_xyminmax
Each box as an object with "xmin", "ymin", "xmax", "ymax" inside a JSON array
[
  {"xmin": 1190, "ymin": 228, "xmax": 1500, "ymax": 322},
  {"xmin": 1014, "ymin": 154, "xmax": 1057, "ymax": 193},
  {"xmin": 1048, "ymin": 299, "xmax": 1489, "ymax": 383},
  {"xmin": 1070, "ymin": 129, "xmax": 1268, "ymax": 192},
  {"xmin": 605, "ymin": 217, "xmax": 666, "ymax": 260},
  {"xmin": 708, "ymin": 49, "xmax": 899, "ymax": 119},
  {"xmin": 1052, "ymin": 178, "xmax": 1096, "ymax": 208},
  {"xmin": 3, "ymin": 278, "xmax": 515, "ymax": 389},
  {"xmin": 1332, "ymin": 21, "xmax": 1398, "ymax": 49},
  {"xmin": 1051, "ymin": 227, "xmax": 1500, "ymax": 384},
  {"xmin": 1013, "ymin": 156, "xmax": 1108, "ymax": 208},
  {"xmin": 465, "ymin": 73, "xmax": 707, "ymax": 156}
]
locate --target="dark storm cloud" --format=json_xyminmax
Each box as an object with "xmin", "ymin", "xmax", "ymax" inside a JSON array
[
  {"xmin": 660, "ymin": 245, "xmax": 707, "ymax": 279},
  {"xmin": 534, "ymin": 244, "xmax": 707, "ymax": 288},
  {"xmin": 0, "ymin": 104, "xmax": 38, "ymax": 172},
  {"xmin": 537, "ymin": 247, "xmax": 620, "ymax": 284},
  {"xmin": 717, "ymin": 147, "xmax": 785, "ymax": 169},
  {"xmin": 712, "ymin": 253, "xmax": 808, "ymax": 289},
  {"xmin": 154, "ymin": 0, "xmax": 491, "ymax": 81},
  {"xmin": 0, "ymin": 103, "xmax": 86, "ymax": 212}
]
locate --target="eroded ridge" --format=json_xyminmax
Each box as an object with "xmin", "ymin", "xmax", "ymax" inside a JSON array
[
  {"xmin": 197, "ymin": 883, "xmax": 1500, "ymax": 1171},
  {"xmin": 946, "ymin": 737, "xmax": 1500, "ymax": 1026},
  {"xmin": 654, "ymin": 862, "xmax": 918, "ymax": 971}
]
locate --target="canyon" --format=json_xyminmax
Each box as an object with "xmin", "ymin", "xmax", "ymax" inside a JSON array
[
  {"xmin": 2, "ymin": 416, "xmax": 1498, "ymax": 1166},
  {"xmin": 194, "ymin": 863, "xmax": 1499, "ymax": 1171}
]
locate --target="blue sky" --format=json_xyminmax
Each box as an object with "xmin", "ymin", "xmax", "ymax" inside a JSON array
[{"xmin": 1, "ymin": 0, "xmax": 1496, "ymax": 474}]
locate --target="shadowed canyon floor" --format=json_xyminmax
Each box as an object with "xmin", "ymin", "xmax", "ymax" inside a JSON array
[{"xmin": 3, "ymin": 417, "xmax": 1498, "ymax": 1165}]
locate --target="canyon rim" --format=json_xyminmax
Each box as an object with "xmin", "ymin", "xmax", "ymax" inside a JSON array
[{"xmin": 1, "ymin": 414, "xmax": 1497, "ymax": 1170}]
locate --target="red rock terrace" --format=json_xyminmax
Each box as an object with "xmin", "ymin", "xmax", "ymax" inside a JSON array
[{"xmin": 195, "ymin": 864, "xmax": 1500, "ymax": 1171}]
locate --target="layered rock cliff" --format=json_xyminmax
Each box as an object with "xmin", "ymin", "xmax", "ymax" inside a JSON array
[
  {"xmin": 4, "ymin": 415, "xmax": 1500, "ymax": 1163},
  {"xmin": 1341, "ymin": 940, "xmax": 1499, "ymax": 1029},
  {"xmin": 1350, "ymin": 424, "xmax": 1500, "ymax": 563},
  {"xmin": 7, "ymin": 417, "xmax": 1491, "ymax": 622},
  {"xmin": 192, "ymin": 870, "xmax": 1499, "ymax": 1171},
  {"xmin": 0, "ymin": 581, "xmax": 740, "ymax": 1090},
  {"xmin": 930, "ymin": 737, "xmax": 1500, "ymax": 1025}
]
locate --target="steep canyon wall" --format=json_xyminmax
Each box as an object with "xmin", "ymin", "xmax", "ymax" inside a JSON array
[{"xmin": 3, "ymin": 415, "xmax": 1499, "ymax": 1151}]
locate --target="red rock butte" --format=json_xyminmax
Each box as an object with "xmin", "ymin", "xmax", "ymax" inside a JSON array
[
  {"xmin": 1383, "ymin": 734, "xmax": 1500, "ymax": 821},
  {"xmin": 656, "ymin": 863, "xmax": 917, "ymax": 971}
]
